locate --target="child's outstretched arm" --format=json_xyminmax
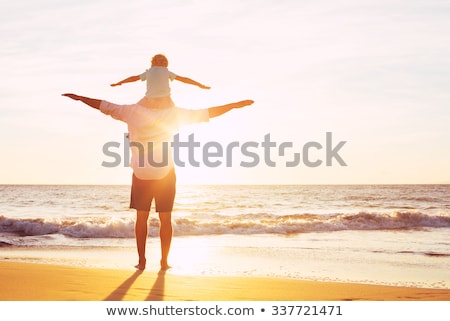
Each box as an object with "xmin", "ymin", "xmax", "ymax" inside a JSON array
[
  {"xmin": 175, "ymin": 75, "xmax": 210, "ymax": 89},
  {"xmin": 111, "ymin": 75, "xmax": 140, "ymax": 87}
]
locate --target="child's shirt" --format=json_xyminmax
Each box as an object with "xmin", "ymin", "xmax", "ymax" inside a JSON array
[{"xmin": 139, "ymin": 66, "xmax": 177, "ymax": 99}]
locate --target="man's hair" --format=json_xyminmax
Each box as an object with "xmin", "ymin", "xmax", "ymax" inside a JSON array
[{"xmin": 151, "ymin": 54, "xmax": 169, "ymax": 67}]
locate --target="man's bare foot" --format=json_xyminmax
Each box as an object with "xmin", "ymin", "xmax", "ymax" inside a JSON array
[
  {"xmin": 134, "ymin": 263, "xmax": 146, "ymax": 270},
  {"xmin": 135, "ymin": 258, "xmax": 146, "ymax": 270},
  {"xmin": 160, "ymin": 260, "xmax": 172, "ymax": 270}
]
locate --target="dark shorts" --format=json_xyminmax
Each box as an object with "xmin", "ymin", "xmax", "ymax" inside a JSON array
[{"xmin": 130, "ymin": 169, "xmax": 176, "ymax": 212}]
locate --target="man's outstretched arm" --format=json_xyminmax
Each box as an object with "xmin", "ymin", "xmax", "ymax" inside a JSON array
[
  {"xmin": 208, "ymin": 100, "xmax": 254, "ymax": 118},
  {"xmin": 62, "ymin": 93, "xmax": 254, "ymax": 116},
  {"xmin": 62, "ymin": 93, "xmax": 102, "ymax": 110}
]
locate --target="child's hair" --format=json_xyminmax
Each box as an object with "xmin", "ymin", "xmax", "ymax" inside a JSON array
[{"xmin": 151, "ymin": 54, "xmax": 169, "ymax": 67}]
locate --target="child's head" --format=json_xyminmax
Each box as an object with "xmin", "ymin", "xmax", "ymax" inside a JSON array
[{"xmin": 151, "ymin": 54, "xmax": 168, "ymax": 67}]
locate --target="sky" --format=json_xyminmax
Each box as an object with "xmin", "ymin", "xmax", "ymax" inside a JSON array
[{"xmin": 0, "ymin": 0, "xmax": 449, "ymax": 185}]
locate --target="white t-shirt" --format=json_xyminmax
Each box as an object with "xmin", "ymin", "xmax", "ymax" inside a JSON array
[
  {"xmin": 139, "ymin": 66, "xmax": 177, "ymax": 98},
  {"xmin": 100, "ymin": 101, "xmax": 209, "ymax": 179}
]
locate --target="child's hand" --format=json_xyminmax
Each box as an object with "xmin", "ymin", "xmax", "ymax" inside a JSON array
[{"xmin": 233, "ymin": 100, "xmax": 254, "ymax": 109}]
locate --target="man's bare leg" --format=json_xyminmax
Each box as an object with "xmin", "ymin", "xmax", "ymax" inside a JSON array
[
  {"xmin": 135, "ymin": 210, "xmax": 150, "ymax": 270},
  {"xmin": 158, "ymin": 211, "xmax": 173, "ymax": 270}
]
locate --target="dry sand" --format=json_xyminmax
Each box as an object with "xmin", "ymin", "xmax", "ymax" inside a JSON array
[{"xmin": 1, "ymin": 261, "xmax": 449, "ymax": 301}]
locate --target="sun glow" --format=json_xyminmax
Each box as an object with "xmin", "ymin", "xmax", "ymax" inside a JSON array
[{"xmin": 168, "ymin": 237, "xmax": 213, "ymax": 275}]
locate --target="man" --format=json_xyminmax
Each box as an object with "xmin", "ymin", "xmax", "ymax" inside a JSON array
[{"xmin": 62, "ymin": 93, "xmax": 254, "ymax": 270}]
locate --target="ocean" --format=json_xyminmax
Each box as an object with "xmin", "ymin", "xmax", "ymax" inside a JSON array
[{"xmin": 1, "ymin": 184, "xmax": 449, "ymax": 289}]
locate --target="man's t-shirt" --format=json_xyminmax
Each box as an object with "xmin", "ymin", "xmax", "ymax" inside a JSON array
[
  {"xmin": 139, "ymin": 66, "xmax": 177, "ymax": 98},
  {"xmin": 100, "ymin": 101, "xmax": 209, "ymax": 179}
]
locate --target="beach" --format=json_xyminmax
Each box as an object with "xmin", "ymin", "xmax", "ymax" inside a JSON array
[{"xmin": 2, "ymin": 260, "xmax": 450, "ymax": 301}]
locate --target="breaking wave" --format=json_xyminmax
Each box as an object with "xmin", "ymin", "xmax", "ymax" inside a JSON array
[{"xmin": 1, "ymin": 211, "xmax": 449, "ymax": 239}]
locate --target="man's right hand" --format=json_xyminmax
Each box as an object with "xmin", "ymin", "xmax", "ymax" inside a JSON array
[{"xmin": 61, "ymin": 93, "xmax": 80, "ymax": 100}]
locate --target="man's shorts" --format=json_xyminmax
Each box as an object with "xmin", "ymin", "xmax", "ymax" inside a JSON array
[{"xmin": 130, "ymin": 169, "xmax": 176, "ymax": 212}]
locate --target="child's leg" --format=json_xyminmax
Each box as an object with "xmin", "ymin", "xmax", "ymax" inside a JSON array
[
  {"xmin": 163, "ymin": 96, "xmax": 175, "ymax": 108},
  {"xmin": 137, "ymin": 97, "xmax": 153, "ymax": 108},
  {"xmin": 152, "ymin": 97, "xmax": 175, "ymax": 109},
  {"xmin": 137, "ymin": 96, "xmax": 175, "ymax": 109}
]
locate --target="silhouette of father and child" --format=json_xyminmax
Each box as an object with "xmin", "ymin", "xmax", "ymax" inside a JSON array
[{"xmin": 63, "ymin": 54, "xmax": 254, "ymax": 270}]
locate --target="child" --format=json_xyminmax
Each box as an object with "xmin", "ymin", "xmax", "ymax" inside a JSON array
[{"xmin": 111, "ymin": 54, "xmax": 210, "ymax": 109}]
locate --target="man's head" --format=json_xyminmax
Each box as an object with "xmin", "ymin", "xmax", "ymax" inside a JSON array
[{"xmin": 151, "ymin": 54, "xmax": 169, "ymax": 67}]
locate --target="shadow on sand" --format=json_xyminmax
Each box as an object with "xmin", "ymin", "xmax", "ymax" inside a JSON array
[
  {"xmin": 104, "ymin": 269, "xmax": 167, "ymax": 301},
  {"xmin": 145, "ymin": 269, "xmax": 166, "ymax": 301},
  {"xmin": 103, "ymin": 270, "xmax": 143, "ymax": 300}
]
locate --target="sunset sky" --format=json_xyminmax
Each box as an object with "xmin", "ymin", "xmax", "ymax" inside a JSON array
[{"xmin": 1, "ymin": 0, "xmax": 449, "ymax": 184}]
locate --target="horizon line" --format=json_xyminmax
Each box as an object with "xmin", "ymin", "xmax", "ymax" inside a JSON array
[{"xmin": 1, "ymin": 182, "xmax": 449, "ymax": 186}]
